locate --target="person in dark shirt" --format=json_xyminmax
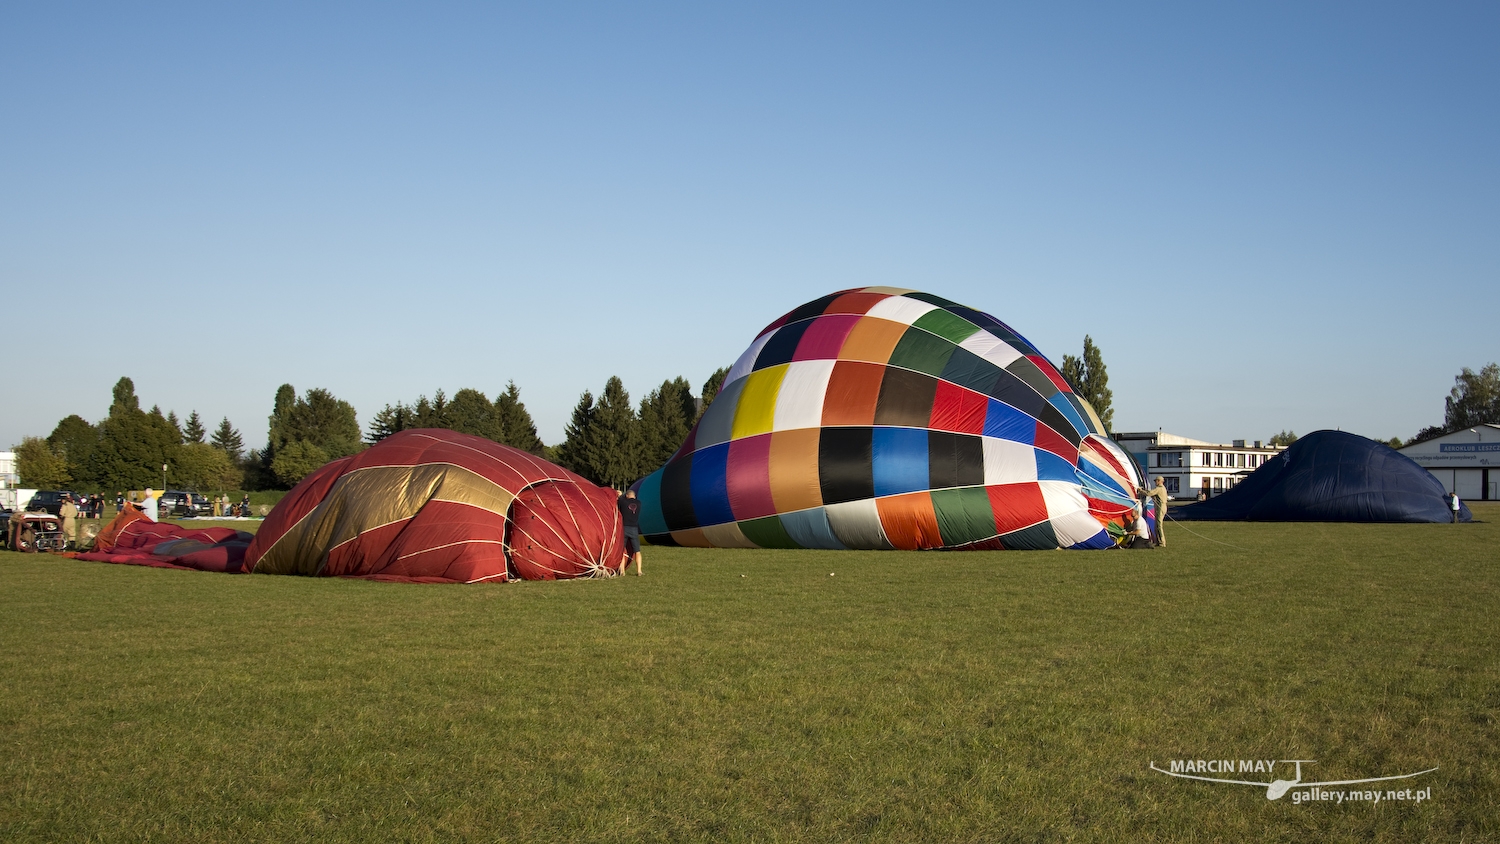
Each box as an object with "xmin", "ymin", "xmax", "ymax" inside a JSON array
[{"xmin": 618, "ymin": 489, "xmax": 643, "ymax": 576}]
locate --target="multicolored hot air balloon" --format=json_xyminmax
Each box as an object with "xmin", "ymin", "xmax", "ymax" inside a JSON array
[{"xmin": 631, "ymin": 288, "xmax": 1143, "ymax": 550}]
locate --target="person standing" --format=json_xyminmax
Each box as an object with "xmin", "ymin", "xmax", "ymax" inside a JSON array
[
  {"xmin": 140, "ymin": 488, "xmax": 160, "ymax": 522},
  {"xmin": 59, "ymin": 494, "xmax": 79, "ymax": 549},
  {"xmin": 116, "ymin": 491, "xmax": 125, "ymax": 514},
  {"xmin": 1451, "ymin": 491, "xmax": 1461, "ymax": 524},
  {"xmin": 1142, "ymin": 477, "xmax": 1170, "ymax": 546},
  {"xmin": 240, "ymin": 494, "xmax": 251, "ymax": 518},
  {"xmin": 618, "ymin": 489, "xmax": 643, "ymax": 576}
]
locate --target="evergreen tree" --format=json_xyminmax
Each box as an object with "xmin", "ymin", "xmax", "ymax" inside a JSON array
[
  {"xmin": 15, "ymin": 436, "xmax": 71, "ymax": 488},
  {"xmin": 166, "ymin": 410, "xmax": 183, "ymax": 442},
  {"xmin": 1060, "ymin": 336, "xmax": 1114, "ymax": 432},
  {"xmin": 47, "ymin": 414, "xmax": 98, "ymax": 487},
  {"xmin": 211, "ymin": 417, "xmax": 244, "ymax": 461},
  {"xmin": 699, "ymin": 367, "xmax": 730, "ymax": 419},
  {"xmin": 183, "ymin": 410, "xmax": 206, "ymax": 443},
  {"xmin": 494, "ymin": 381, "xmax": 545, "ymax": 454},
  {"xmin": 555, "ymin": 391, "xmax": 597, "ymax": 480},
  {"xmin": 579, "ymin": 377, "xmax": 644, "ymax": 488},
  {"xmin": 406, "ymin": 390, "xmax": 451, "ymax": 430},
  {"xmin": 366, "ymin": 403, "xmax": 412, "ymax": 443},
  {"xmin": 638, "ymin": 377, "xmax": 696, "ymax": 469},
  {"xmin": 1445, "ymin": 363, "xmax": 1500, "ymax": 430}
]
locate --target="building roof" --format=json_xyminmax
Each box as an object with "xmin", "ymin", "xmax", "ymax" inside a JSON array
[
  {"xmin": 1113, "ymin": 432, "xmax": 1280, "ymax": 449},
  {"xmin": 1398, "ymin": 422, "xmax": 1500, "ymax": 449}
]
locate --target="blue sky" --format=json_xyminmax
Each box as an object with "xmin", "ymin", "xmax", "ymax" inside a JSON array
[{"xmin": 3, "ymin": 2, "xmax": 1496, "ymax": 451}]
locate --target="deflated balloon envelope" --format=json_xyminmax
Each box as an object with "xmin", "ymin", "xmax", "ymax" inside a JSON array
[
  {"xmin": 247, "ymin": 429, "xmax": 625, "ymax": 582},
  {"xmin": 632, "ymin": 287, "xmax": 1143, "ymax": 550}
]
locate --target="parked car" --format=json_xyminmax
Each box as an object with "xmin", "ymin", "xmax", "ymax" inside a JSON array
[
  {"xmin": 23, "ymin": 491, "xmax": 77, "ymax": 516},
  {"xmin": 158, "ymin": 490, "xmax": 211, "ymax": 517}
]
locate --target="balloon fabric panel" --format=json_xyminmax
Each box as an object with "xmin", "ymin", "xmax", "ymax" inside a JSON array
[
  {"xmin": 631, "ymin": 288, "xmax": 1141, "ymax": 551},
  {"xmin": 822, "ymin": 362, "xmax": 886, "ymax": 427}
]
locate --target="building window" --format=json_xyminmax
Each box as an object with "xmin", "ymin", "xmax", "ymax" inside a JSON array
[
  {"xmin": 1238, "ymin": 454, "xmax": 1246, "ymax": 467},
  {"xmin": 1214, "ymin": 453, "xmax": 1224, "ymax": 467},
  {"xmin": 1158, "ymin": 452, "xmax": 1183, "ymax": 468},
  {"xmin": 1164, "ymin": 476, "xmax": 1180, "ymax": 494},
  {"xmin": 1213, "ymin": 477, "xmax": 1223, "ymax": 491}
]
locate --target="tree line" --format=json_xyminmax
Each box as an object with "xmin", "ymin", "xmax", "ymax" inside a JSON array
[
  {"xmin": 14, "ymin": 368, "xmax": 731, "ymax": 493},
  {"xmin": 553, "ymin": 368, "xmax": 728, "ymax": 489},
  {"xmin": 16, "ymin": 378, "xmax": 246, "ymax": 493}
]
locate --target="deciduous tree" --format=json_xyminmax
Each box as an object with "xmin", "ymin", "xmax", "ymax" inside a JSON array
[
  {"xmin": 1445, "ymin": 363, "xmax": 1500, "ymax": 430},
  {"xmin": 263, "ymin": 384, "xmax": 361, "ymax": 488},
  {"xmin": 83, "ymin": 387, "xmax": 182, "ymax": 491},
  {"xmin": 444, "ymin": 388, "xmax": 495, "ymax": 438},
  {"xmin": 1060, "ymin": 336, "xmax": 1113, "ymax": 432},
  {"xmin": 176, "ymin": 442, "xmax": 241, "ymax": 492},
  {"xmin": 15, "ymin": 436, "xmax": 70, "ymax": 488},
  {"xmin": 270, "ymin": 440, "xmax": 330, "ymax": 487},
  {"xmin": 47, "ymin": 414, "xmax": 98, "ymax": 487}
]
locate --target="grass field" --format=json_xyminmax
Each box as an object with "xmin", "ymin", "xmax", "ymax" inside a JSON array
[{"xmin": 3, "ymin": 506, "xmax": 1497, "ymax": 842}]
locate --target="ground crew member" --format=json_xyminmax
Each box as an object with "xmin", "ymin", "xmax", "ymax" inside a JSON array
[
  {"xmin": 1141, "ymin": 477, "xmax": 1170, "ymax": 547},
  {"xmin": 59, "ymin": 494, "xmax": 79, "ymax": 549},
  {"xmin": 618, "ymin": 489, "xmax": 643, "ymax": 576}
]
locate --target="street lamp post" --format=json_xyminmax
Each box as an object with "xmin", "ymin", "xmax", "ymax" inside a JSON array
[{"xmin": 162, "ymin": 463, "xmax": 168, "ymax": 491}]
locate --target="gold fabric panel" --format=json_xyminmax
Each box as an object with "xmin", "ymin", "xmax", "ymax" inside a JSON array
[
  {"xmin": 669, "ymin": 527, "xmax": 712, "ymax": 548},
  {"xmin": 253, "ymin": 463, "xmax": 518, "ymax": 576},
  {"xmin": 700, "ymin": 521, "xmax": 760, "ymax": 549},
  {"xmin": 767, "ymin": 428, "xmax": 823, "ymax": 513},
  {"xmin": 837, "ymin": 317, "xmax": 907, "ymax": 363}
]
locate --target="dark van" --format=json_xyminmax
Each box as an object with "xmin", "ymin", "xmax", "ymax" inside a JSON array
[{"xmin": 24, "ymin": 491, "xmax": 77, "ymax": 515}]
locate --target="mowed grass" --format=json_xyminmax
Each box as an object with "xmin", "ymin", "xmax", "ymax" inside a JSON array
[{"xmin": 2, "ymin": 507, "xmax": 1497, "ymax": 842}]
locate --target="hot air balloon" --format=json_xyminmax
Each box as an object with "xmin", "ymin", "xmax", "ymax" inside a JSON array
[
  {"xmin": 1172, "ymin": 430, "xmax": 1473, "ymax": 523},
  {"xmin": 632, "ymin": 288, "xmax": 1142, "ymax": 550},
  {"xmin": 76, "ymin": 429, "xmax": 626, "ymax": 583}
]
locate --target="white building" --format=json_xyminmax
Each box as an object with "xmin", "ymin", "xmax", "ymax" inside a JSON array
[
  {"xmin": 0, "ymin": 451, "xmax": 19, "ymax": 510},
  {"xmin": 1397, "ymin": 423, "xmax": 1499, "ymax": 501},
  {"xmin": 1112, "ymin": 431, "xmax": 1287, "ymax": 500}
]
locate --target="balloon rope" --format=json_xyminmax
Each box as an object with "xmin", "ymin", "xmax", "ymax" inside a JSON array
[
  {"xmin": 552, "ymin": 482, "xmax": 600, "ymax": 565},
  {"xmin": 1163, "ymin": 512, "xmax": 1251, "ymax": 552}
]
